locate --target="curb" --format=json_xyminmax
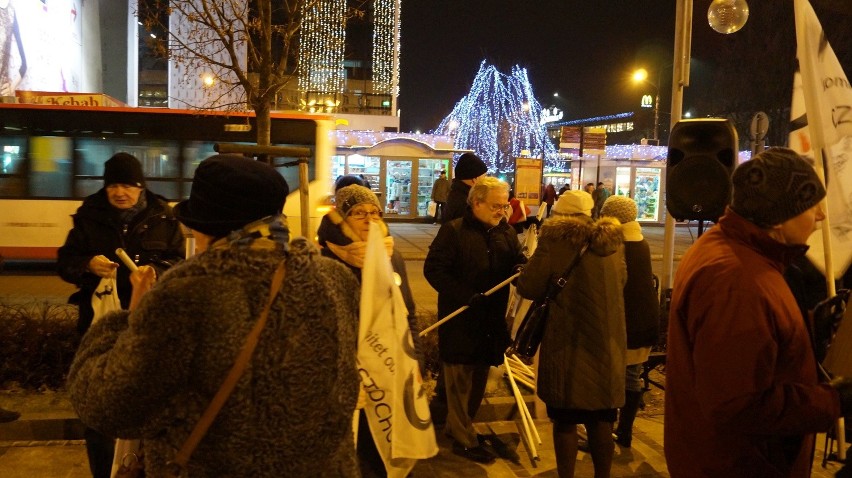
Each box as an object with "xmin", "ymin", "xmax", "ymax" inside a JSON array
[{"xmin": 0, "ymin": 418, "xmax": 85, "ymax": 442}]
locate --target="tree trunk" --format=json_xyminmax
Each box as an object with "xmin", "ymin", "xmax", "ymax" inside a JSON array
[{"xmin": 256, "ymin": 101, "xmax": 272, "ymax": 151}]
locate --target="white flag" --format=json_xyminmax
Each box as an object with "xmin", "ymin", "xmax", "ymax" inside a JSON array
[
  {"xmin": 790, "ymin": 0, "xmax": 852, "ymax": 279},
  {"xmin": 358, "ymin": 222, "xmax": 438, "ymax": 477}
]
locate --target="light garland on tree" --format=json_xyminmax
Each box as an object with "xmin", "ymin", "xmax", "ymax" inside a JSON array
[
  {"xmin": 372, "ymin": 0, "xmax": 399, "ymax": 95},
  {"xmin": 435, "ymin": 62, "xmax": 560, "ymax": 173},
  {"xmin": 298, "ymin": 0, "xmax": 346, "ymax": 95}
]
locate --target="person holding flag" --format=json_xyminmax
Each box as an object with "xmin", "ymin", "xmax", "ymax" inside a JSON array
[
  {"xmin": 317, "ymin": 184, "xmax": 432, "ymax": 477},
  {"xmin": 424, "ymin": 177, "xmax": 526, "ymax": 464}
]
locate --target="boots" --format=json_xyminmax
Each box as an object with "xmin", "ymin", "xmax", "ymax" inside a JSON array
[{"xmin": 615, "ymin": 390, "xmax": 643, "ymax": 447}]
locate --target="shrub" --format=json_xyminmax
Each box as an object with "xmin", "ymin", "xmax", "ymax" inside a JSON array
[{"xmin": 0, "ymin": 302, "xmax": 80, "ymax": 390}]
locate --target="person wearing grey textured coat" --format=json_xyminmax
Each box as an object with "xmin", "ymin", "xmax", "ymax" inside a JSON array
[
  {"xmin": 517, "ymin": 190, "xmax": 626, "ymax": 478},
  {"xmin": 68, "ymin": 155, "xmax": 362, "ymax": 477}
]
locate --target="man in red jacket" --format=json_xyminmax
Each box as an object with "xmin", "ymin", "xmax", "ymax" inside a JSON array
[{"xmin": 665, "ymin": 147, "xmax": 852, "ymax": 477}]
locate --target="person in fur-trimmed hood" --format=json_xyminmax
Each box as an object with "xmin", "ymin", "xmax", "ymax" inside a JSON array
[
  {"xmin": 68, "ymin": 155, "xmax": 361, "ymax": 478},
  {"xmin": 517, "ymin": 189, "xmax": 626, "ymax": 478}
]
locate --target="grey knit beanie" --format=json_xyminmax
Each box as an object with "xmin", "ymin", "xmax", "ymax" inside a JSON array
[
  {"xmin": 731, "ymin": 147, "xmax": 825, "ymax": 227},
  {"xmin": 601, "ymin": 195, "xmax": 638, "ymax": 224},
  {"xmin": 335, "ymin": 185, "xmax": 382, "ymax": 218}
]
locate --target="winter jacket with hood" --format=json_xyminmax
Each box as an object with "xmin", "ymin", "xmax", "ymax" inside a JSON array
[
  {"xmin": 517, "ymin": 214, "xmax": 627, "ymax": 410},
  {"xmin": 57, "ymin": 188, "xmax": 185, "ymax": 333},
  {"xmin": 665, "ymin": 208, "xmax": 841, "ymax": 477},
  {"xmin": 68, "ymin": 218, "xmax": 361, "ymax": 477},
  {"xmin": 424, "ymin": 210, "xmax": 525, "ymax": 365}
]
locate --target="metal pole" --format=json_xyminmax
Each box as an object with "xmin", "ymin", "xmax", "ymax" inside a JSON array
[
  {"xmin": 653, "ymin": 92, "xmax": 661, "ymax": 142},
  {"xmin": 662, "ymin": 0, "xmax": 692, "ymax": 291}
]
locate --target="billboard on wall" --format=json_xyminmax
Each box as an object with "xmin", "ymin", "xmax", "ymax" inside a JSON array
[{"xmin": 2, "ymin": 0, "xmax": 83, "ymax": 95}]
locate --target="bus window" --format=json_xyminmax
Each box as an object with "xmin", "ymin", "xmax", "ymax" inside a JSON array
[
  {"xmin": 0, "ymin": 138, "xmax": 26, "ymax": 197},
  {"xmin": 30, "ymin": 137, "xmax": 72, "ymax": 198},
  {"xmin": 183, "ymin": 141, "xmax": 220, "ymax": 194},
  {"xmin": 76, "ymin": 138, "xmax": 181, "ymax": 199}
]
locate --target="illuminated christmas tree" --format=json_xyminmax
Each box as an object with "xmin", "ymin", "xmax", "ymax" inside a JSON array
[{"xmin": 436, "ymin": 61, "xmax": 559, "ymax": 173}]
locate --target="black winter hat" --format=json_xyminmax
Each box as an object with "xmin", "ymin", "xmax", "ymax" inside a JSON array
[
  {"xmin": 103, "ymin": 153, "xmax": 145, "ymax": 188},
  {"xmin": 454, "ymin": 152, "xmax": 487, "ymax": 180},
  {"xmin": 174, "ymin": 155, "xmax": 289, "ymax": 238},
  {"xmin": 731, "ymin": 147, "xmax": 826, "ymax": 227}
]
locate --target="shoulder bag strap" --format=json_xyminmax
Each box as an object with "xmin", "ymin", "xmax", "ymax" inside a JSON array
[
  {"xmin": 544, "ymin": 241, "xmax": 590, "ymax": 300},
  {"xmin": 167, "ymin": 260, "xmax": 287, "ymax": 476}
]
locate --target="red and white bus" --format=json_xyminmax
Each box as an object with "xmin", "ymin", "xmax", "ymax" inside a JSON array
[{"xmin": 0, "ymin": 102, "xmax": 333, "ymax": 263}]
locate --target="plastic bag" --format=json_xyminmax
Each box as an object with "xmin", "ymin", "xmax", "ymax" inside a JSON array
[
  {"xmin": 427, "ymin": 201, "xmax": 437, "ymax": 217},
  {"xmin": 91, "ymin": 276, "xmax": 121, "ymax": 323}
]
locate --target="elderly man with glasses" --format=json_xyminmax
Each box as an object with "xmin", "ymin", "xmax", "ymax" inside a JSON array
[{"xmin": 424, "ymin": 176, "xmax": 526, "ymax": 464}]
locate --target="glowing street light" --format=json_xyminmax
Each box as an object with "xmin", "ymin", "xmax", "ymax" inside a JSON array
[{"xmin": 631, "ymin": 67, "xmax": 661, "ymax": 142}]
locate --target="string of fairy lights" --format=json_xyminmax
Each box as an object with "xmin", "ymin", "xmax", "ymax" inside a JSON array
[
  {"xmin": 435, "ymin": 62, "xmax": 560, "ymax": 173},
  {"xmin": 297, "ymin": 0, "xmax": 399, "ymax": 106},
  {"xmin": 372, "ymin": 0, "xmax": 398, "ymax": 95},
  {"xmin": 297, "ymin": 0, "xmax": 346, "ymax": 95}
]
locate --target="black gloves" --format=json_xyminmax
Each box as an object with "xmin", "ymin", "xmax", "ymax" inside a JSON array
[
  {"xmin": 830, "ymin": 377, "xmax": 852, "ymax": 416},
  {"xmin": 468, "ymin": 293, "xmax": 486, "ymax": 308}
]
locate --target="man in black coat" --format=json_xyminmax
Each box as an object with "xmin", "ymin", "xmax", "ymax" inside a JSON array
[
  {"xmin": 444, "ymin": 152, "xmax": 487, "ymax": 222},
  {"xmin": 56, "ymin": 152, "xmax": 185, "ymax": 478},
  {"xmin": 424, "ymin": 177, "xmax": 525, "ymax": 464}
]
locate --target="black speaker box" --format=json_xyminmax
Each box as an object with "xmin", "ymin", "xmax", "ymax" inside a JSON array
[{"xmin": 666, "ymin": 119, "xmax": 738, "ymax": 221}]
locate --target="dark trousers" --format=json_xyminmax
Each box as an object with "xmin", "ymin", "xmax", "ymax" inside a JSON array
[
  {"xmin": 435, "ymin": 201, "xmax": 447, "ymax": 223},
  {"xmin": 357, "ymin": 411, "xmax": 387, "ymax": 478},
  {"xmin": 443, "ymin": 363, "xmax": 490, "ymax": 447},
  {"xmin": 84, "ymin": 427, "xmax": 114, "ymax": 478}
]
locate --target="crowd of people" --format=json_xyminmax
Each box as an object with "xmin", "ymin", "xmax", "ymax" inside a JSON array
[{"xmin": 51, "ymin": 147, "xmax": 852, "ymax": 478}]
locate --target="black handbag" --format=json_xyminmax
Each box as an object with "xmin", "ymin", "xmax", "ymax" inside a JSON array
[{"xmin": 510, "ymin": 242, "xmax": 590, "ymax": 360}]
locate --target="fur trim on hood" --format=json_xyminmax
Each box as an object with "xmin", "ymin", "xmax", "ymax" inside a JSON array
[{"xmin": 539, "ymin": 215, "xmax": 624, "ymax": 257}]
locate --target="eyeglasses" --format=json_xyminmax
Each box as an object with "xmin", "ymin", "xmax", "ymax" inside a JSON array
[
  {"xmin": 487, "ymin": 203, "xmax": 511, "ymax": 213},
  {"xmin": 349, "ymin": 209, "xmax": 382, "ymax": 220}
]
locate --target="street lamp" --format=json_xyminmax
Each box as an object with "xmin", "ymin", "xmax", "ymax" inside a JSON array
[{"xmin": 631, "ymin": 67, "xmax": 662, "ymax": 142}]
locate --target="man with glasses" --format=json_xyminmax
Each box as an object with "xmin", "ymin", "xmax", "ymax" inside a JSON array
[
  {"xmin": 424, "ymin": 177, "xmax": 526, "ymax": 464},
  {"xmin": 316, "ymin": 183, "xmax": 425, "ymax": 476}
]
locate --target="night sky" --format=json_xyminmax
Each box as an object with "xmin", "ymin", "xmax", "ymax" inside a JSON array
[{"xmin": 398, "ymin": 1, "xmax": 677, "ymax": 133}]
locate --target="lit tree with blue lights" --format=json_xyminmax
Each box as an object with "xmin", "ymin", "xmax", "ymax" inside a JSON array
[{"xmin": 436, "ymin": 61, "xmax": 559, "ymax": 173}]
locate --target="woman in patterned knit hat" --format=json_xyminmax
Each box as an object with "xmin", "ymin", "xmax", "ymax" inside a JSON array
[{"xmin": 317, "ymin": 184, "xmax": 424, "ymax": 477}]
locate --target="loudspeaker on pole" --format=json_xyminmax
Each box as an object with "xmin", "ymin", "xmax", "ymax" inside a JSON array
[{"xmin": 666, "ymin": 119, "xmax": 738, "ymax": 222}]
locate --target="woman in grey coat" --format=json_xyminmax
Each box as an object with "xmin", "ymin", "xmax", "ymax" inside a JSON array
[
  {"xmin": 517, "ymin": 190, "xmax": 626, "ymax": 478},
  {"xmin": 68, "ymin": 155, "xmax": 361, "ymax": 477}
]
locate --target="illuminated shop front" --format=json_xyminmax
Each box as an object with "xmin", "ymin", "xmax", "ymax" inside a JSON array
[{"xmin": 333, "ymin": 131, "xmax": 466, "ymax": 219}]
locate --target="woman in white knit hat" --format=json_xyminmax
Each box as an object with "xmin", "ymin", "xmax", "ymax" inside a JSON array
[{"xmin": 517, "ymin": 189, "xmax": 627, "ymax": 478}]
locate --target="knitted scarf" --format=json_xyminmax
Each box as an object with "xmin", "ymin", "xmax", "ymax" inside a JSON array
[
  {"xmin": 209, "ymin": 215, "xmax": 291, "ymax": 253},
  {"xmin": 319, "ymin": 209, "xmax": 394, "ymax": 269}
]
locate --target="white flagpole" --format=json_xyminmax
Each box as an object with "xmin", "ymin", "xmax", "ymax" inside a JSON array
[
  {"xmin": 794, "ymin": 0, "xmax": 843, "ymax": 459},
  {"xmin": 419, "ymin": 272, "xmax": 521, "ymax": 337}
]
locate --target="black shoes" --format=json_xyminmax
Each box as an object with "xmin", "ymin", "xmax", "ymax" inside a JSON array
[
  {"xmin": 614, "ymin": 431, "xmax": 632, "ymax": 448},
  {"xmin": 0, "ymin": 407, "xmax": 20, "ymax": 423},
  {"xmin": 452, "ymin": 441, "xmax": 496, "ymax": 464},
  {"xmin": 478, "ymin": 433, "xmax": 520, "ymax": 463}
]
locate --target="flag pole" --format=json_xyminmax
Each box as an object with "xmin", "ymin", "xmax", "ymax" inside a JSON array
[
  {"xmin": 419, "ymin": 272, "xmax": 521, "ymax": 337},
  {"xmin": 793, "ymin": 0, "xmax": 842, "ymax": 459}
]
